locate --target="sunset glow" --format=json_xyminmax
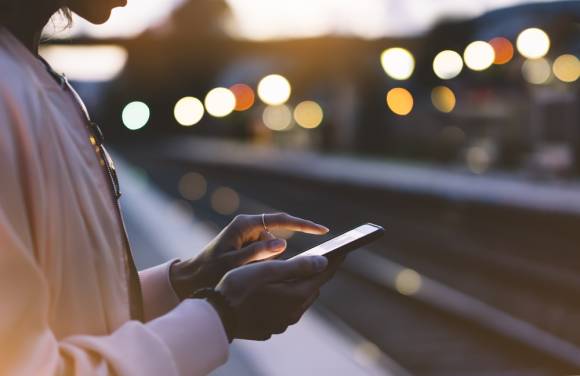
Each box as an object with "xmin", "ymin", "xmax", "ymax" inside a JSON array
[{"xmin": 55, "ymin": 0, "xmax": 562, "ymax": 40}]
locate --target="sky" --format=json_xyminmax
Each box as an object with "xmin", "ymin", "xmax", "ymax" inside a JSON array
[{"xmin": 53, "ymin": 0, "xmax": 565, "ymax": 40}]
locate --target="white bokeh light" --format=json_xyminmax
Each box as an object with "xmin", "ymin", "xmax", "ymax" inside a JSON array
[
  {"xmin": 174, "ymin": 97, "xmax": 205, "ymax": 126},
  {"xmin": 522, "ymin": 58, "xmax": 552, "ymax": 85},
  {"xmin": 433, "ymin": 50, "xmax": 464, "ymax": 80},
  {"xmin": 122, "ymin": 101, "xmax": 150, "ymax": 131},
  {"xmin": 464, "ymin": 41, "xmax": 495, "ymax": 71},
  {"xmin": 257, "ymin": 75, "xmax": 292, "ymax": 106},
  {"xmin": 205, "ymin": 88, "xmax": 236, "ymax": 118},
  {"xmin": 516, "ymin": 28, "xmax": 551, "ymax": 59},
  {"xmin": 263, "ymin": 105, "xmax": 293, "ymax": 131},
  {"xmin": 381, "ymin": 48, "xmax": 415, "ymax": 80}
]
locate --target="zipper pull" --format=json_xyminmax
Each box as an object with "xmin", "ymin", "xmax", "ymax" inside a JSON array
[{"xmin": 89, "ymin": 121, "xmax": 105, "ymax": 146}]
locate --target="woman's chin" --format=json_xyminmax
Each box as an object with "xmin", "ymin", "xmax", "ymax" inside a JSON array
[
  {"xmin": 79, "ymin": 2, "xmax": 126, "ymax": 25},
  {"xmin": 82, "ymin": 11, "xmax": 114, "ymax": 25}
]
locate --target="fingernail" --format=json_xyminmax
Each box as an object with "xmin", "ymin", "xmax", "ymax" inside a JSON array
[
  {"xmin": 314, "ymin": 223, "xmax": 329, "ymax": 232},
  {"xmin": 311, "ymin": 256, "xmax": 328, "ymax": 272},
  {"xmin": 269, "ymin": 239, "xmax": 286, "ymax": 251}
]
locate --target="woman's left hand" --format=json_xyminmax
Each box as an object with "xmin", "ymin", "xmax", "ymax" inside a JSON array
[{"xmin": 170, "ymin": 213, "xmax": 329, "ymax": 300}]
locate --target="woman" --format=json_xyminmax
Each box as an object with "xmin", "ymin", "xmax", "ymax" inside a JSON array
[{"xmin": 0, "ymin": 0, "xmax": 342, "ymax": 375}]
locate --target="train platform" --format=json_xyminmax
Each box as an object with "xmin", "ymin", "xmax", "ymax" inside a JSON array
[
  {"xmin": 114, "ymin": 138, "xmax": 580, "ymax": 374},
  {"xmin": 161, "ymin": 137, "xmax": 580, "ymax": 217},
  {"xmin": 115, "ymin": 156, "xmax": 404, "ymax": 376}
]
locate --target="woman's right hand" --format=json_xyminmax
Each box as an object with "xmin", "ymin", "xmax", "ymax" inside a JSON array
[
  {"xmin": 216, "ymin": 255, "xmax": 340, "ymax": 341},
  {"xmin": 171, "ymin": 213, "xmax": 329, "ymax": 300}
]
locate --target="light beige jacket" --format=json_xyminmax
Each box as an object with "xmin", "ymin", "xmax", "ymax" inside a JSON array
[{"xmin": 0, "ymin": 27, "xmax": 228, "ymax": 375}]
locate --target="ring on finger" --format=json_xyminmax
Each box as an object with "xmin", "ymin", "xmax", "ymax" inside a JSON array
[{"xmin": 262, "ymin": 213, "xmax": 270, "ymax": 233}]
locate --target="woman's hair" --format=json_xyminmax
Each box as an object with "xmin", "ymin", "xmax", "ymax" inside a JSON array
[
  {"xmin": 59, "ymin": 7, "xmax": 73, "ymax": 26},
  {"xmin": 0, "ymin": 0, "xmax": 72, "ymax": 26}
]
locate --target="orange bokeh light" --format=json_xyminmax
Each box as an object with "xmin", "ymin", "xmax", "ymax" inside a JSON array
[
  {"xmin": 386, "ymin": 88, "xmax": 414, "ymax": 116},
  {"xmin": 489, "ymin": 37, "xmax": 514, "ymax": 65},
  {"xmin": 230, "ymin": 83, "xmax": 256, "ymax": 111}
]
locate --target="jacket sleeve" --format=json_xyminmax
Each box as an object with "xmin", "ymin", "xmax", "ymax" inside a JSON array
[
  {"xmin": 139, "ymin": 260, "xmax": 183, "ymax": 322},
  {"xmin": 0, "ymin": 91, "xmax": 228, "ymax": 376}
]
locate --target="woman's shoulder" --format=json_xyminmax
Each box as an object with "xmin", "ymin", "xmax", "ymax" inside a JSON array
[
  {"xmin": 0, "ymin": 49, "xmax": 28, "ymax": 92},
  {"xmin": 0, "ymin": 30, "xmax": 51, "ymax": 102},
  {"xmin": 0, "ymin": 42, "xmax": 50, "ymax": 148}
]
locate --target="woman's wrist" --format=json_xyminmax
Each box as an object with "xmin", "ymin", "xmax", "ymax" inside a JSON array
[{"xmin": 169, "ymin": 258, "xmax": 203, "ymax": 301}]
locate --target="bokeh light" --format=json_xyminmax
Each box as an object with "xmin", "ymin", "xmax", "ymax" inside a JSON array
[
  {"xmin": 386, "ymin": 88, "xmax": 414, "ymax": 116},
  {"xmin": 380, "ymin": 48, "xmax": 415, "ymax": 80},
  {"xmin": 211, "ymin": 187, "xmax": 240, "ymax": 215},
  {"xmin": 522, "ymin": 58, "xmax": 552, "ymax": 85},
  {"xmin": 467, "ymin": 146, "xmax": 492, "ymax": 174},
  {"xmin": 489, "ymin": 37, "xmax": 514, "ymax": 65},
  {"xmin": 553, "ymin": 54, "xmax": 580, "ymax": 83},
  {"xmin": 174, "ymin": 97, "xmax": 204, "ymax": 126},
  {"xmin": 353, "ymin": 341, "xmax": 383, "ymax": 368},
  {"xmin": 230, "ymin": 84, "xmax": 256, "ymax": 111},
  {"xmin": 178, "ymin": 172, "xmax": 207, "ymax": 201},
  {"xmin": 39, "ymin": 45, "xmax": 128, "ymax": 82},
  {"xmin": 263, "ymin": 105, "xmax": 293, "ymax": 131},
  {"xmin": 431, "ymin": 86, "xmax": 457, "ymax": 113},
  {"xmin": 204, "ymin": 88, "xmax": 236, "ymax": 118},
  {"xmin": 433, "ymin": 50, "xmax": 464, "ymax": 80},
  {"xmin": 395, "ymin": 269, "xmax": 422, "ymax": 296},
  {"xmin": 464, "ymin": 41, "xmax": 495, "ymax": 71},
  {"xmin": 294, "ymin": 101, "xmax": 324, "ymax": 129},
  {"xmin": 122, "ymin": 101, "xmax": 150, "ymax": 131},
  {"xmin": 516, "ymin": 28, "xmax": 550, "ymax": 59},
  {"xmin": 257, "ymin": 74, "xmax": 292, "ymax": 105}
]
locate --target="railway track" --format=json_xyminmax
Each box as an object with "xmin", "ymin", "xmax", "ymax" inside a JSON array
[{"xmin": 124, "ymin": 149, "xmax": 580, "ymax": 375}]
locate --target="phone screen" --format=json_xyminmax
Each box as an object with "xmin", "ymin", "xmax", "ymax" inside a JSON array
[{"xmin": 292, "ymin": 224, "xmax": 381, "ymax": 259}]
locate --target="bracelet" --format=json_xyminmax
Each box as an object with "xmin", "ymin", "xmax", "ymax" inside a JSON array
[{"xmin": 189, "ymin": 288, "xmax": 236, "ymax": 343}]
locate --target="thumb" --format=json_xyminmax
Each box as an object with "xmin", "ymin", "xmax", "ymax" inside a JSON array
[
  {"xmin": 228, "ymin": 239, "xmax": 287, "ymax": 266},
  {"xmin": 217, "ymin": 256, "xmax": 328, "ymax": 305},
  {"xmin": 256, "ymin": 256, "xmax": 329, "ymax": 284}
]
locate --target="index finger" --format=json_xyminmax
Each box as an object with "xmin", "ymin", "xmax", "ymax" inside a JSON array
[{"xmin": 263, "ymin": 213, "xmax": 329, "ymax": 235}]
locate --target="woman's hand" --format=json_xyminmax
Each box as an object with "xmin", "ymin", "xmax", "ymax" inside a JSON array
[
  {"xmin": 216, "ymin": 255, "xmax": 343, "ymax": 341},
  {"xmin": 170, "ymin": 213, "xmax": 329, "ymax": 300}
]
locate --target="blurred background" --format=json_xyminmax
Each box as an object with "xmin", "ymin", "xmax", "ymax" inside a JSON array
[{"xmin": 42, "ymin": 0, "xmax": 580, "ymax": 375}]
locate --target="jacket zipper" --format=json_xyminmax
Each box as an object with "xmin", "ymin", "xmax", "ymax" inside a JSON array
[
  {"xmin": 39, "ymin": 59, "xmax": 145, "ymax": 322},
  {"xmin": 64, "ymin": 78, "xmax": 145, "ymax": 322}
]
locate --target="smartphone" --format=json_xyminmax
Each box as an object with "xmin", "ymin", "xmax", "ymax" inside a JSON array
[{"xmin": 290, "ymin": 223, "xmax": 384, "ymax": 260}]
